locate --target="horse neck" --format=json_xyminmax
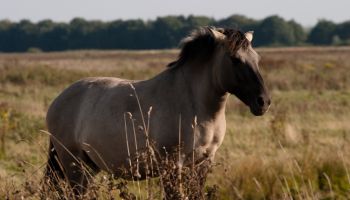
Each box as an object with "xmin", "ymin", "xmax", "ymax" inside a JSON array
[{"xmin": 179, "ymin": 61, "xmax": 229, "ymax": 120}]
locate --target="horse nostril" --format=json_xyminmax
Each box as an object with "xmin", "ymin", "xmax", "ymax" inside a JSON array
[{"xmin": 257, "ymin": 97, "xmax": 265, "ymax": 107}]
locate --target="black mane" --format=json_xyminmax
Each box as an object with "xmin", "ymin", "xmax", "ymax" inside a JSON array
[{"xmin": 168, "ymin": 27, "xmax": 250, "ymax": 68}]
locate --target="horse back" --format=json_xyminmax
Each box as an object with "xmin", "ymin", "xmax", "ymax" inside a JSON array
[{"xmin": 46, "ymin": 77, "xmax": 129, "ymax": 140}]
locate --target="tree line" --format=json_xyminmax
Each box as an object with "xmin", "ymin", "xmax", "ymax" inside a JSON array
[{"xmin": 0, "ymin": 15, "xmax": 349, "ymax": 52}]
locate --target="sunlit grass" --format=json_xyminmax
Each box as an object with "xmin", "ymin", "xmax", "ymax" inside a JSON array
[{"xmin": 0, "ymin": 47, "xmax": 350, "ymax": 199}]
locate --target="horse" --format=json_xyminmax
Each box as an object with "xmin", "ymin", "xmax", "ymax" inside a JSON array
[{"xmin": 44, "ymin": 27, "xmax": 271, "ymax": 196}]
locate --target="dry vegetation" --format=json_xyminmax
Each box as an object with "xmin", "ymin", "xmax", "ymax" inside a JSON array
[{"xmin": 0, "ymin": 47, "xmax": 350, "ymax": 199}]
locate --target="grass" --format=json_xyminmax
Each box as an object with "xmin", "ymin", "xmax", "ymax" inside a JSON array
[{"xmin": 0, "ymin": 47, "xmax": 350, "ymax": 199}]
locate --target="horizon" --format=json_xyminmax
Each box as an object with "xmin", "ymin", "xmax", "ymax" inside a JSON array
[
  {"xmin": 0, "ymin": 13, "xmax": 348, "ymax": 28},
  {"xmin": 1, "ymin": 0, "xmax": 350, "ymax": 27}
]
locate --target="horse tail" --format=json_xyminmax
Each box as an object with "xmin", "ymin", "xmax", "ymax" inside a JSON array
[{"xmin": 44, "ymin": 141, "xmax": 65, "ymax": 184}]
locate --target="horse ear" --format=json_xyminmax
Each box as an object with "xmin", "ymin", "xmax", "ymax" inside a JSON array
[
  {"xmin": 245, "ymin": 31, "xmax": 254, "ymax": 42},
  {"xmin": 209, "ymin": 27, "xmax": 226, "ymax": 40}
]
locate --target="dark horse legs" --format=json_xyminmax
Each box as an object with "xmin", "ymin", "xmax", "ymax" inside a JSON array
[{"xmin": 44, "ymin": 142, "xmax": 100, "ymax": 198}]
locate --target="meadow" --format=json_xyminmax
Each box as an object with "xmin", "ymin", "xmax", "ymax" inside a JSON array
[{"xmin": 0, "ymin": 47, "xmax": 350, "ymax": 199}]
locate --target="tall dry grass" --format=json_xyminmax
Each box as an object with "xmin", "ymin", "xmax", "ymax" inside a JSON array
[{"xmin": 0, "ymin": 47, "xmax": 350, "ymax": 199}]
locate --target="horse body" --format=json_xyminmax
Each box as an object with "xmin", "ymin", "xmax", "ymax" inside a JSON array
[
  {"xmin": 47, "ymin": 63, "xmax": 228, "ymax": 174},
  {"xmin": 45, "ymin": 27, "xmax": 271, "ymax": 194}
]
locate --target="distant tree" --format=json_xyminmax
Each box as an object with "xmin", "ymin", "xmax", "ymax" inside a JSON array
[
  {"xmin": 113, "ymin": 19, "xmax": 148, "ymax": 49},
  {"xmin": 0, "ymin": 20, "xmax": 12, "ymax": 31},
  {"xmin": 186, "ymin": 15, "xmax": 214, "ymax": 27},
  {"xmin": 68, "ymin": 18, "xmax": 97, "ymax": 49},
  {"xmin": 216, "ymin": 14, "xmax": 258, "ymax": 31},
  {"xmin": 150, "ymin": 16, "xmax": 186, "ymax": 48},
  {"xmin": 85, "ymin": 20, "xmax": 106, "ymax": 48},
  {"xmin": 183, "ymin": 15, "xmax": 214, "ymax": 34},
  {"xmin": 37, "ymin": 20, "xmax": 53, "ymax": 50},
  {"xmin": 10, "ymin": 20, "xmax": 38, "ymax": 51},
  {"xmin": 254, "ymin": 15, "xmax": 296, "ymax": 46},
  {"xmin": 334, "ymin": 21, "xmax": 350, "ymax": 44},
  {"xmin": 307, "ymin": 20, "xmax": 336, "ymax": 45},
  {"xmin": 0, "ymin": 15, "xmax": 349, "ymax": 52},
  {"xmin": 288, "ymin": 20, "xmax": 307, "ymax": 45},
  {"xmin": 37, "ymin": 19, "xmax": 54, "ymax": 33},
  {"xmin": 103, "ymin": 20, "xmax": 123, "ymax": 49},
  {"xmin": 0, "ymin": 20, "xmax": 14, "ymax": 52}
]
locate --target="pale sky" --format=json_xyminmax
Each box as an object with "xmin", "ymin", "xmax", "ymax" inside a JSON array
[{"xmin": 2, "ymin": 0, "xmax": 350, "ymax": 26}]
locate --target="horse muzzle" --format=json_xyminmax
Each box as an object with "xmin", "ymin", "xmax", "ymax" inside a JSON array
[{"xmin": 249, "ymin": 96, "xmax": 271, "ymax": 116}]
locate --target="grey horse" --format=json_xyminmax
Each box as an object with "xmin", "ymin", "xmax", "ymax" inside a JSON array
[{"xmin": 45, "ymin": 27, "xmax": 270, "ymax": 195}]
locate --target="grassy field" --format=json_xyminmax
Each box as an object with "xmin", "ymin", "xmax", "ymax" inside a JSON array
[{"xmin": 0, "ymin": 47, "xmax": 350, "ymax": 199}]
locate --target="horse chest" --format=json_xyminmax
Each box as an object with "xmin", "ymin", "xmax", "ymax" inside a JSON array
[{"xmin": 193, "ymin": 119, "xmax": 226, "ymax": 160}]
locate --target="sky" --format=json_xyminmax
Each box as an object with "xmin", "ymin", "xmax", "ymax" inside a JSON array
[{"xmin": 1, "ymin": 0, "xmax": 350, "ymax": 27}]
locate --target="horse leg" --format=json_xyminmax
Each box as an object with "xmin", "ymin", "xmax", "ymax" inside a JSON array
[
  {"xmin": 45, "ymin": 142, "xmax": 99, "ymax": 198},
  {"xmin": 43, "ymin": 141, "xmax": 66, "ymax": 197},
  {"xmin": 44, "ymin": 142, "xmax": 91, "ymax": 198},
  {"xmin": 63, "ymin": 150, "xmax": 100, "ymax": 197}
]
